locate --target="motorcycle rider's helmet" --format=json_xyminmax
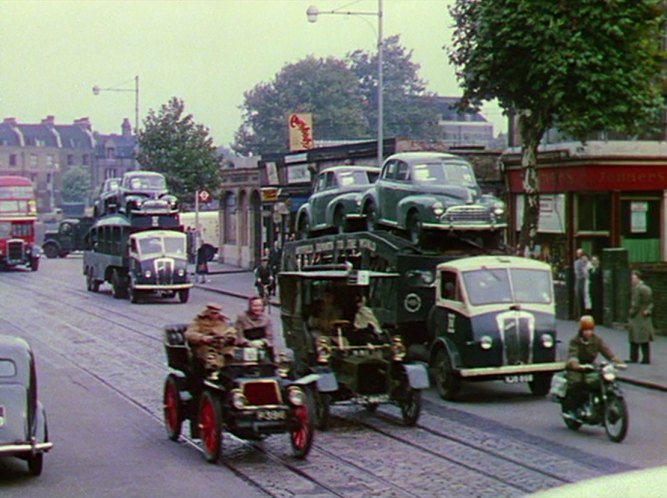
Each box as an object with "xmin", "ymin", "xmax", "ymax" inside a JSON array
[{"xmin": 579, "ymin": 315, "xmax": 595, "ymax": 331}]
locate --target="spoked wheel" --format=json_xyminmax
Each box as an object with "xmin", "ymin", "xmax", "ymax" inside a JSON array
[
  {"xmin": 400, "ymin": 386, "xmax": 422, "ymax": 427},
  {"xmin": 315, "ymin": 391, "xmax": 331, "ymax": 431},
  {"xmin": 433, "ymin": 349, "xmax": 461, "ymax": 401},
  {"xmin": 27, "ymin": 453, "xmax": 43, "ymax": 476},
  {"xmin": 290, "ymin": 390, "xmax": 315, "ymax": 459},
  {"xmin": 163, "ymin": 375, "xmax": 183, "ymax": 441},
  {"xmin": 604, "ymin": 395, "xmax": 629, "ymax": 443},
  {"xmin": 529, "ymin": 373, "xmax": 553, "ymax": 396},
  {"xmin": 199, "ymin": 391, "xmax": 223, "ymax": 463}
]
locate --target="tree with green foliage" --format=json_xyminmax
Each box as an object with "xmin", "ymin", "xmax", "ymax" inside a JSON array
[
  {"xmin": 349, "ymin": 34, "xmax": 440, "ymax": 140},
  {"xmin": 448, "ymin": 0, "xmax": 666, "ymax": 251},
  {"xmin": 60, "ymin": 166, "xmax": 90, "ymax": 203},
  {"xmin": 136, "ymin": 97, "xmax": 221, "ymax": 206},
  {"xmin": 233, "ymin": 56, "xmax": 368, "ymax": 155}
]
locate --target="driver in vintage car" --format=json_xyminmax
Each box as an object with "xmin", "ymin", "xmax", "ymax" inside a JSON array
[
  {"xmin": 564, "ymin": 315, "xmax": 624, "ymax": 415},
  {"xmin": 349, "ymin": 294, "xmax": 386, "ymax": 346},
  {"xmin": 185, "ymin": 303, "xmax": 239, "ymax": 379}
]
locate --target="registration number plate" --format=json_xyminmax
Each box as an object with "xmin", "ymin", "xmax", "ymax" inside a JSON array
[
  {"xmin": 504, "ymin": 374, "xmax": 533, "ymax": 384},
  {"xmin": 256, "ymin": 410, "xmax": 286, "ymax": 421}
]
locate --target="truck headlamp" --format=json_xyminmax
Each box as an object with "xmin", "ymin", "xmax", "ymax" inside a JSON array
[
  {"xmin": 287, "ymin": 386, "xmax": 306, "ymax": 406},
  {"xmin": 540, "ymin": 334, "xmax": 554, "ymax": 348},
  {"xmin": 480, "ymin": 336, "xmax": 493, "ymax": 350},
  {"xmin": 231, "ymin": 389, "xmax": 247, "ymax": 409}
]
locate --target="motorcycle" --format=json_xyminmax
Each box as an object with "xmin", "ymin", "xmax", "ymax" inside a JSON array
[{"xmin": 551, "ymin": 362, "xmax": 629, "ymax": 443}]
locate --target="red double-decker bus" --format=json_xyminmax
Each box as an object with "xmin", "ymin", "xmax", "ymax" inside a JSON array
[{"xmin": 0, "ymin": 176, "xmax": 40, "ymax": 271}]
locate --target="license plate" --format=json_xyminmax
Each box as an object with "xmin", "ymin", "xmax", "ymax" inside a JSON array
[
  {"xmin": 256, "ymin": 410, "xmax": 286, "ymax": 421},
  {"xmin": 504, "ymin": 374, "xmax": 533, "ymax": 384},
  {"xmin": 352, "ymin": 394, "xmax": 390, "ymax": 404}
]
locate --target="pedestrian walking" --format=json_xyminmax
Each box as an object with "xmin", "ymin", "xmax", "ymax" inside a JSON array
[
  {"xmin": 627, "ymin": 270, "xmax": 654, "ymax": 364},
  {"xmin": 196, "ymin": 243, "xmax": 209, "ymax": 283},
  {"xmin": 268, "ymin": 240, "xmax": 282, "ymax": 296}
]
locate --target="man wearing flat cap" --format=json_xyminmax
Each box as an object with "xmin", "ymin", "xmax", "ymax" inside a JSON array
[{"xmin": 185, "ymin": 303, "xmax": 238, "ymax": 375}]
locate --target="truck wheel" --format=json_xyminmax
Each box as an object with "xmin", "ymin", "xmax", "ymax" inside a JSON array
[
  {"xmin": 112, "ymin": 270, "xmax": 127, "ymax": 299},
  {"xmin": 433, "ymin": 349, "xmax": 461, "ymax": 401},
  {"xmin": 30, "ymin": 257, "xmax": 40, "ymax": 272},
  {"xmin": 178, "ymin": 289, "xmax": 190, "ymax": 303},
  {"xmin": 529, "ymin": 373, "xmax": 552, "ymax": 396},
  {"xmin": 43, "ymin": 243, "xmax": 59, "ymax": 259},
  {"xmin": 86, "ymin": 269, "xmax": 100, "ymax": 292},
  {"xmin": 128, "ymin": 283, "xmax": 142, "ymax": 304}
]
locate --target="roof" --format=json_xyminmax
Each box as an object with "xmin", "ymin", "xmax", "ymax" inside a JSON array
[
  {"xmin": 132, "ymin": 230, "xmax": 186, "ymax": 240},
  {"xmin": 320, "ymin": 164, "xmax": 379, "ymax": 174},
  {"xmin": 384, "ymin": 151, "xmax": 467, "ymax": 163},
  {"xmin": 0, "ymin": 176, "xmax": 33, "ymax": 187},
  {"xmin": 437, "ymin": 255, "xmax": 552, "ymax": 272}
]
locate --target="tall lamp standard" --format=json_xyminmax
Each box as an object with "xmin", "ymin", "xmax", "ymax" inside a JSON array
[
  {"xmin": 306, "ymin": 1, "xmax": 384, "ymax": 167},
  {"xmin": 92, "ymin": 75, "xmax": 140, "ymax": 138}
]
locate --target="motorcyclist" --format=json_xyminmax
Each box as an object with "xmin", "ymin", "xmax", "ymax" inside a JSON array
[{"xmin": 563, "ymin": 315, "xmax": 624, "ymax": 416}]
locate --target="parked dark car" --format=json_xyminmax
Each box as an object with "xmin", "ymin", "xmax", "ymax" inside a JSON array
[
  {"xmin": 360, "ymin": 152, "xmax": 506, "ymax": 246},
  {"xmin": 42, "ymin": 216, "xmax": 94, "ymax": 258},
  {"xmin": 427, "ymin": 256, "xmax": 563, "ymax": 400},
  {"xmin": 162, "ymin": 325, "xmax": 316, "ymax": 462},
  {"xmin": 0, "ymin": 335, "xmax": 52, "ymax": 475},
  {"xmin": 296, "ymin": 165, "xmax": 380, "ymax": 238}
]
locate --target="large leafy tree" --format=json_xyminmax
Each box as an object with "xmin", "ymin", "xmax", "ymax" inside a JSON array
[
  {"xmin": 349, "ymin": 34, "xmax": 440, "ymax": 140},
  {"xmin": 448, "ymin": 0, "xmax": 665, "ymax": 251},
  {"xmin": 233, "ymin": 56, "xmax": 368, "ymax": 155},
  {"xmin": 136, "ymin": 97, "xmax": 221, "ymax": 206},
  {"xmin": 60, "ymin": 166, "xmax": 90, "ymax": 203}
]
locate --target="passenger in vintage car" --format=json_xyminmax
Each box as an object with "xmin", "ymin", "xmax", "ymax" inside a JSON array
[{"xmin": 235, "ymin": 296, "xmax": 274, "ymax": 351}]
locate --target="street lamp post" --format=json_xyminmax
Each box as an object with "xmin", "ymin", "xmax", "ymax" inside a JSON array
[
  {"xmin": 306, "ymin": 1, "xmax": 384, "ymax": 167},
  {"xmin": 92, "ymin": 75, "xmax": 140, "ymax": 137}
]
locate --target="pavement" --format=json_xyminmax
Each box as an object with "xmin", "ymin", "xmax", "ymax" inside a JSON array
[{"xmin": 194, "ymin": 260, "xmax": 667, "ymax": 393}]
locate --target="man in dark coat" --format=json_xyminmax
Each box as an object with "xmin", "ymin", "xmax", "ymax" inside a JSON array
[{"xmin": 628, "ymin": 270, "xmax": 654, "ymax": 364}]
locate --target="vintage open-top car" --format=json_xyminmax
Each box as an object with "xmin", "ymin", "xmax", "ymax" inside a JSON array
[
  {"xmin": 359, "ymin": 152, "xmax": 506, "ymax": 246},
  {"xmin": 162, "ymin": 324, "xmax": 316, "ymax": 462},
  {"xmin": 0, "ymin": 335, "xmax": 52, "ymax": 476},
  {"xmin": 279, "ymin": 268, "xmax": 430, "ymax": 429},
  {"xmin": 425, "ymin": 255, "xmax": 564, "ymax": 400},
  {"xmin": 296, "ymin": 164, "xmax": 380, "ymax": 238}
]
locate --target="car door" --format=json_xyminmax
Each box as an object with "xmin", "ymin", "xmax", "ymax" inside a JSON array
[
  {"xmin": 309, "ymin": 172, "xmax": 335, "ymax": 229},
  {"xmin": 377, "ymin": 160, "xmax": 399, "ymax": 224}
]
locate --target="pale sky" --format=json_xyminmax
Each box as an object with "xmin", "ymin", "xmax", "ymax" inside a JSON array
[{"xmin": 0, "ymin": 0, "xmax": 506, "ymax": 148}]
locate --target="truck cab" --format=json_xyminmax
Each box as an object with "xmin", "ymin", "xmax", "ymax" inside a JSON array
[{"xmin": 42, "ymin": 217, "xmax": 94, "ymax": 258}]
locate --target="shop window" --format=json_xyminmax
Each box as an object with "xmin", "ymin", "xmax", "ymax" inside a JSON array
[
  {"xmin": 620, "ymin": 197, "xmax": 660, "ymax": 262},
  {"xmin": 577, "ymin": 194, "xmax": 610, "ymax": 233}
]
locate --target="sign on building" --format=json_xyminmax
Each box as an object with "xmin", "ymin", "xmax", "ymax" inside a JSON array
[{"xmin": 288, "ymin": 113, "xmax": 314, "ymax": 151}]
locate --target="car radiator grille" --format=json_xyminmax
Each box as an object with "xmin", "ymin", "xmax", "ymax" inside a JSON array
[
  {"xmin": 154, "ymin": 258, "xmax": 174, "ymax": 285},
  {"xmin": 7, "ymin": 240, "xmax": 24, "ymax": 261},
  {"xmin": 242, "ymin": 380, "xmax": 283, "ymax": 406},
  {"xmin": 496, "ymin": 311, "xmax": 535, "ymax": 365},
  {"xmin": 444, "ymin": 205, "xmax": 491, "ymax": 223}
]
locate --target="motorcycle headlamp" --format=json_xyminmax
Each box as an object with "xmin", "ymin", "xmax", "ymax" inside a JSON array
[
  {"xmin": 602, "ymin": 364, "xmax": 616, "ymax": 382},
  {"xmin": 231, "ymin": 389, "xmax": 247, "ymax": 409},
  {"xmin": 287, "ymin": 386, "xmax": 306, "ymax": 406}
]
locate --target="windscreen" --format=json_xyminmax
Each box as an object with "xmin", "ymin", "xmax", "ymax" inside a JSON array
[
  {"xmin": 137, "ymin": 235, "xmax": 185, "ymax": 256},
  {"xmin": 411, "ymin": 161, "xmax": 477, "ymax": 187},
  {"xmin": 463, "ymin": 267, "xmax": 553, "ymax": 305}
]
